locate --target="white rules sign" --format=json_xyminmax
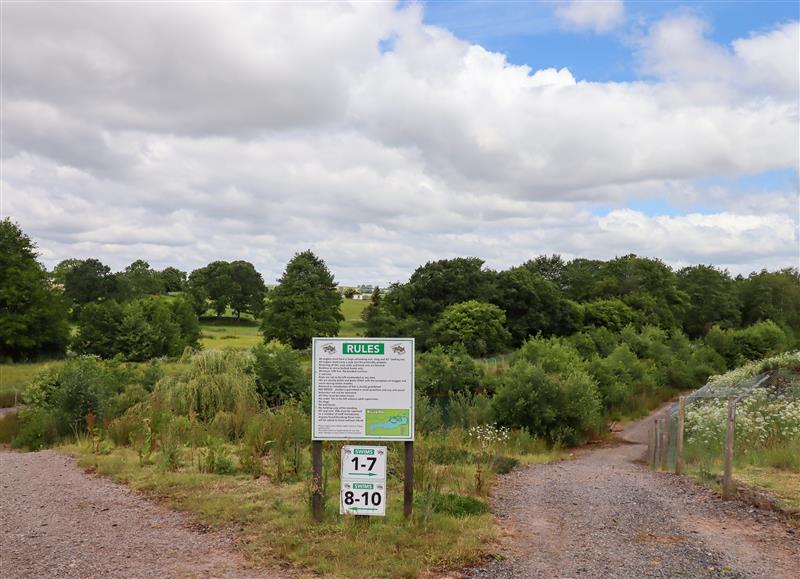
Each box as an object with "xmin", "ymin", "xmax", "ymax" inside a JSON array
[{"xmin": 311, "ymin": 337, "xmax": 415, "ymax": 441}]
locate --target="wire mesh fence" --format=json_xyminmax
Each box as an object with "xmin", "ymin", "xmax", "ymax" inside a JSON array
[{"xmin": 646, "ymin": 357, "xmax": 800, "ymax": 500}]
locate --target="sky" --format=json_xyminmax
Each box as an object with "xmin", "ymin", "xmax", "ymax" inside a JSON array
[{"xmin": 1, "ymin": 1, "xmax": 798, "ymax": 286}]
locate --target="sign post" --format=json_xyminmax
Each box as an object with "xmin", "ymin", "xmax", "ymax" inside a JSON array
[{"xmin": 311, "ymin": 337, "xmax": 415, "ymax": 520}]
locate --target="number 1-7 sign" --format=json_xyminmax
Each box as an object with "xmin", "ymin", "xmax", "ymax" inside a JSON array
[{"xmin": 341, "ymin": 445, "xmax": 387, "ymax": 516}]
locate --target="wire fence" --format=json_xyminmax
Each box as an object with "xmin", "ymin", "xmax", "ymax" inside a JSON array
[{"xmin": 646, "ymin": 366, "xmax": 800, "ymax": 500}]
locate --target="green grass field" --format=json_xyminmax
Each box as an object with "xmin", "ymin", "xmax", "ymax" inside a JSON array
[
  {"xmin": 339, "ymin": 298, "xmax": 369, "ymax": 337},
  {"xmin": 199, "ymin": 317, "xmax": 263, "ymax": 350}
]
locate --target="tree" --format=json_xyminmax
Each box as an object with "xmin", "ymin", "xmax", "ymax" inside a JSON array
[
  {"xmin": 50, "ymin": 258, "xmax": 84, "ymax": 286},
  {"xmin": 0, "ymin": 219, "xmax": 70, "ymax": 360},
  {"xmin": 159, "ymin": 267, "xmax": 187, "ymax": 293},
  {"xmin": 362, "ymin": 287, "xmax": 402, "ymax": 337},
  {"xmin": 64, "ymin": 258, "xmax": 118, "ymax": 306},
  {"xmin": 523, "ymin": 254, "xmax": 567, "ymax": 287},
  {"xmin": 428, "ymin": 300, "xmax": 511, "ymax": 357},
  {"xmin": 493, "ymin": 266, "xmax": 580, "ymax": 345},
  {"xmin": 229, "ymin": 260, "xmax": 267, "ymax": 319},
  {"xmin": 677, "ymin": 265, "xmax": 741, "ymax": 338},
  {"xmin": 187, "ymin": 261, "xmax": 234, "ymax": 317},
  {"xmin": 252, "ymin": 340, "xmax": 307, "ymax": 405},
  {"xmin": 582, "ymin": 298, "xmax": 639, "ymax": 332},
  {"xmin": 260, "ymin": 250, "xmax": 343, "ymax": 349},
  {"xmin": 73, "ymin": 300, "xmax": 125, "ymax": 358},
  {"xmin": 116, "ymin": 259, "xmax": 164, "ymax": 299},
  {"xmin": 416, "ymin": 345, "xmax": 483, "ymax": 404},
  {"xmin": 737, "ymin": 269, "xmax": 800, "ymax": 334}
]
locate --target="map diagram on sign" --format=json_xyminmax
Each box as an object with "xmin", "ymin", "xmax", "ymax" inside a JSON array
[{"xmin": 365, "ymin": 409, "xmax": 410, "ymax": 437}]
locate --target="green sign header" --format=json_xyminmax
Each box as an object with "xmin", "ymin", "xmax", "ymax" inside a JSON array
[{"xmin": 342, "ymin": 342, "xmax": 384, "ymax": 355}]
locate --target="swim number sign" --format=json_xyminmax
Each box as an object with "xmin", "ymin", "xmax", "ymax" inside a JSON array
[{"xmin": 312, "ymin": 337, "xmax": 414, "ymax": 441}]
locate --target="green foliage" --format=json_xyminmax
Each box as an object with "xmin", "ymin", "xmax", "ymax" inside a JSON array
[
  {"xmin": 492, "ymin": 267, "xmax": 579, "ymax": 344},
  {"xmin": 428, "ymin": 300, "xmax": 511, "ymax": 357},
  {"xmin": 64, "ymin": 258, "xmax": 118, "ymax": 307},
  {"xmin": 198, "ymin": 436, "xmax": 236, "ymax": 474},
  {"xmin": 494, "ymin": 338, "xmax": 602, "ymax": 444},
  {"xmin": 733, "ymin": 320, "xmax": 788, "ymax": 361},
  {"xmin": 11, "ymin": 407, "xmax": 60, "ymax": 450},
  {"xmin": 155, "ymin": 350, "xmax": 259, "ymax": 422},
  {"xmin": 73, "ymin": 296, "xmax": 200, "ymax": 361},
  {"xmin": 417, "ymin": 345, "xmax": 483, "ymax": 405},
  {"xmin": 251, "ymin": 340, "xmax": 307, "ymax": 406},
  {"xmin": 362, "ymin": 287, "xmax": 402, "ymax": 337},
  {"xmin": 229, "ymin": 260, "xmax": 268, "ymax": 319},
  {"xmin": 0, "ymin": 219, "xmax": 71, "ymax": 360},
  {"xmin": 261, "ymin": 250, "xmax": 343, "ymax": 349},
  {"xmin": 588, "ymin": 344, "xmax": 654, "ymax": 410},
  {"xmin": 677, "ymin": 265, "xmax": 741, "ymax": 337},
  {"xmin": 423, "ymin": 492, "xmax": 488, "ymax": 517},
  {"xmin": 738, "ymin": 268, "xmax": 800, "ymax": 331},
  {"xmin": 159, "ymin": 266, "xmax": 187, "ymax": 292},
  {"xmin": 582, "ymin": 298, "xmax": 639, "ymax": 332},
  {"xmin": 116, "ymin": 259, "xmax": 164, "ymax": 300}
]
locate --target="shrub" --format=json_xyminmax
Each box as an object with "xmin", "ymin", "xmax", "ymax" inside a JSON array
[
  {"xmin": 155, "ymin": 350, "xmax": 259, "ymax": 422},
  {"xmin": 428, "ymin": 300, "xmax": 511, "ymax": 357},
  {"xmin": 733, "ymin": 320, "xmax": 788, "ymax": 361},
  {"xmin": 588, "ymin": 344, "xmax": 654, "ymax": 410},
  {"xmin": 492, "ymin": 359, "xmax": 601, "ymax": 445},
  {"xmin": 12, "ymin": 407, "xmax": 60, "ymax": 450},
  {"xmin": 417, "ymin": 345, "xmax": 483, "ymax": 405},
  {"xmin": 252, "ymin": 340, "xmax": 307, "ymax": 406}
]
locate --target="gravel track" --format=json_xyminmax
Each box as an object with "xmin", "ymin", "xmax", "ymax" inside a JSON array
[
  {"xmin": 469, "ymin": 409, "xmax": 799, "ymax": 579},
  {"xmin": 0, "ymin": 450, "xmax": 280, "ymax": 578}
]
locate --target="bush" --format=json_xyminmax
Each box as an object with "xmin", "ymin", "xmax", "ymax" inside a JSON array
[
  {"xmin": 155, "ymin": 350, "xmax": 260, "ymax": 422},
  {"xmin": 428, "ymin": 300, "xmax": 511, "ymax": 357},
  {"xmin": 12, "ymin": 407, "xmax": 60, "ymax": 450},
  {"xmin": 733, "ymin": 320, "xmax": 788, "ymax": 361},
  {"xmin": 417, "ymin": 345, "xmax": 483, "ymax": 405},
  {"xmin": 252, "ymin": 340, "xmax": 307, "ymax": 406},
  {"xmin": 493, "ymin": 353, "xmax": 601, "ymax": 445},
  {"xmin": 588, "ymin": 344, "xmax": 656, "ymax": 410}
]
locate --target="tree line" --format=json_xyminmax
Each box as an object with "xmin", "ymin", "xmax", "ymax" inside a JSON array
[{"xmin": 2, "ymin": 218, "xmax": 798, "ymax": 364}]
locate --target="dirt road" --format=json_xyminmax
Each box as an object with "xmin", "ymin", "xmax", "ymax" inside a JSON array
[
  {"xmin": 0, "ymin": 450, "xmax": 276, "ymax": 578},
  {"xmin": 470, "ymin": 410, "xmax": 799, "ymax": 578}
]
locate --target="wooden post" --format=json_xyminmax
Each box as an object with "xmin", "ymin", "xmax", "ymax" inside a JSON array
[
  {"xmin": 723, "ymin": 397, "xmax": 736, "ymax": 500},
  {"xmin": 653, "ymin": 418, "xmax": 662, "ymax": 470},
  {"xmin": 648, "ymin": 422, "xmax": 656, "ymax": 467},
  {"xmin": 675, "ymin": 397, "xmax": 686, "ymax": 475},
  {"xmin": 311, "ymin": 440, "xmax": 323, "ymax": 521},
  {"xmin": 660, "ymin": 413, "xmax": 670, "ymax": 471},
  {"xmin": 404, "ymin": 441, "xmax": 414, "ymax": 519}
]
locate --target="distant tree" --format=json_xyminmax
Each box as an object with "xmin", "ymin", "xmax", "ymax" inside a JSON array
[
  {"xmin": 737, "ymin": 269, "xmax": 800, "ymax": 334},
  {"xmin": 428, "ymin": 300, "xmax": 511, "ymax": 357},
  {"xmin": 260, "ymin": 250, "xmax": 343, "ymax": 349},
  {"xmin": 64, "ymin": 258, "xmax": 118, "ymax": 306},
  {"xmin": 229, "ymin": 260, "xmax": 267, "ymax": 319},
  {"xmin": 677, "ymin": 265, "xmax": 741, "ymax": 338},
  {"xmin": 0, "ymin": 219, "xmax": 70, "ymax": 360},
  {"xmin": 523, "ymin": 254, "xmax": 567, "ymax": 287},
  {"xmin": 362, "ymin": 287, "xmax": 402, "ymax": 337},
  {"xmin": 50, "ymin": 258, "xmax": 84, "ymax": 286},
  {"xmin": 395, "ymin": 257, "xmax": 496, "ymax": 322},
  {"xmin": 159, "ymin": 267, "xmax": 187, "ymax": 293},
  {"xmin": 416, "ymin": 345, "xmax": 483, "ymax": 404},
  {"xmin": 116, "ymin": 259, "xmax": 164, "ymax": 299},
  {"xmin": 493, "ymin": 266, "xmax": 580, "ymax": 345},
  {"xmin": 558, "ymin": 258, "xmax": 605, "ymax": 302},
  {"xmin": 187, "ymin": 261, "xmax": 233, "ymax": 317},
  {"xmin": 73, "ymin": 296, "xmax": 199, "ymax": 360},
  {"xmin": 582, "ymin": 298, "xmax": 639, "ymax": 332}
]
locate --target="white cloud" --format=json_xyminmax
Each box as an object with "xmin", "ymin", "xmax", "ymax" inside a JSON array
[
  {"xmin": 1, "ymin": 2, "xmax": 797, "ymax": 282},
  {"xmin": 555, "ymin": 1, "xmax": 625, "ymax": 34}
]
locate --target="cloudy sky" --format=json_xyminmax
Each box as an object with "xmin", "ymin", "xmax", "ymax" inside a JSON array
[{"xmin": 2, "ymin": 1, "xmax": 798, "ymax": 286}]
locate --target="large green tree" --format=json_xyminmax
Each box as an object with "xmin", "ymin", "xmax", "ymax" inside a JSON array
[
  {"xmin": 116, "ymin": 259, "xmax": 164, "ymax": 299},
  {"xmin": 229, "ymin": 260, "xmax": 267, "ymax": 319},
  {"xmin": 187, "ymin": 261, "xmax": 233, "ymax": 317},
  {"xmin": 64, "ymin": 258, "xmax": 118, "ymax": 306},
  {"xmin": 159, "ymin": 266, "xmax": 187, "ymax": 293},
  {"xmin": 0, "ymin": 219, "xmax": 70, "ymax": 360},
  {"xmin": 428, "ymin": 300, "xmax": 511, "ymax": 357},
  {"xmin": 677, "ymin": 265, "xmax": 741, "ymax": 338},
  {"xmin": 737, "ymin": 269, "xmax": 800, "ymax": 335},
  {"xmin": 260, "ymin": 251, "xmax": 343, "ymax": 349}
]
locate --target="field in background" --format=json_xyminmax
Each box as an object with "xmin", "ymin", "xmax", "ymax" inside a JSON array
[{"xmin": 339, "ymin": 298, "xmax": 369, "ymax": 337}]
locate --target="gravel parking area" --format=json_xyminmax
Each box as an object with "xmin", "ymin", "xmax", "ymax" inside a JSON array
[{"xmin": 0, "ymin": 450, "xmax": 280, "ymax": 578}]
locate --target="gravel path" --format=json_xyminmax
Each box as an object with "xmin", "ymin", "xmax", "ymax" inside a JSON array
[
  {"xmin": 0, "ymin": 450, "xmax": 281, "ymax": 578},
  {"xmin": 469, "ymin": 409, "xmax": 800, "ymax": 579}
]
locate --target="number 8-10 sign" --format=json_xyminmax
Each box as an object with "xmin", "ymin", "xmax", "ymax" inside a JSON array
[{"xmin": 340, "ymin": 446, "xmax": 387, "ymax": 516}]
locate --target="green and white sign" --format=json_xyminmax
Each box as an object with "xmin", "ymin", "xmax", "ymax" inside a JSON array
[
  {"xmin": 312, "ymin": 337, "xmax": 414, "ymax": 441},
  {"xmin": 340, "ymin": 445, "xmax": 387, "ymax": 516}
]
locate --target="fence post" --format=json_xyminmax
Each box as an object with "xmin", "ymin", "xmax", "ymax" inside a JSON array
[
  {"xmin": 653, "ymin": 418, "xmax": 662, "ymax": 470},
  {"xmin": 723, "ymin": 397, "xmax": 736, "ymax": 499},
  {"xmin": 311, "ymin": 440, "xmax": 323, "ymax": 521},
  {"xmin": 659, "ymin": 413, "xmax": 670, "ymax": 470},
  {"xmin": 675, "ymin": 396, "xmax": 685, "ymax": 475},
  {"xmin": 647, "ymin": 423, "xmax": 656, "ymax": 467},
  {"xmin": 404, "ymin": 441, "xmax": 414, "ymax": 519}
]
